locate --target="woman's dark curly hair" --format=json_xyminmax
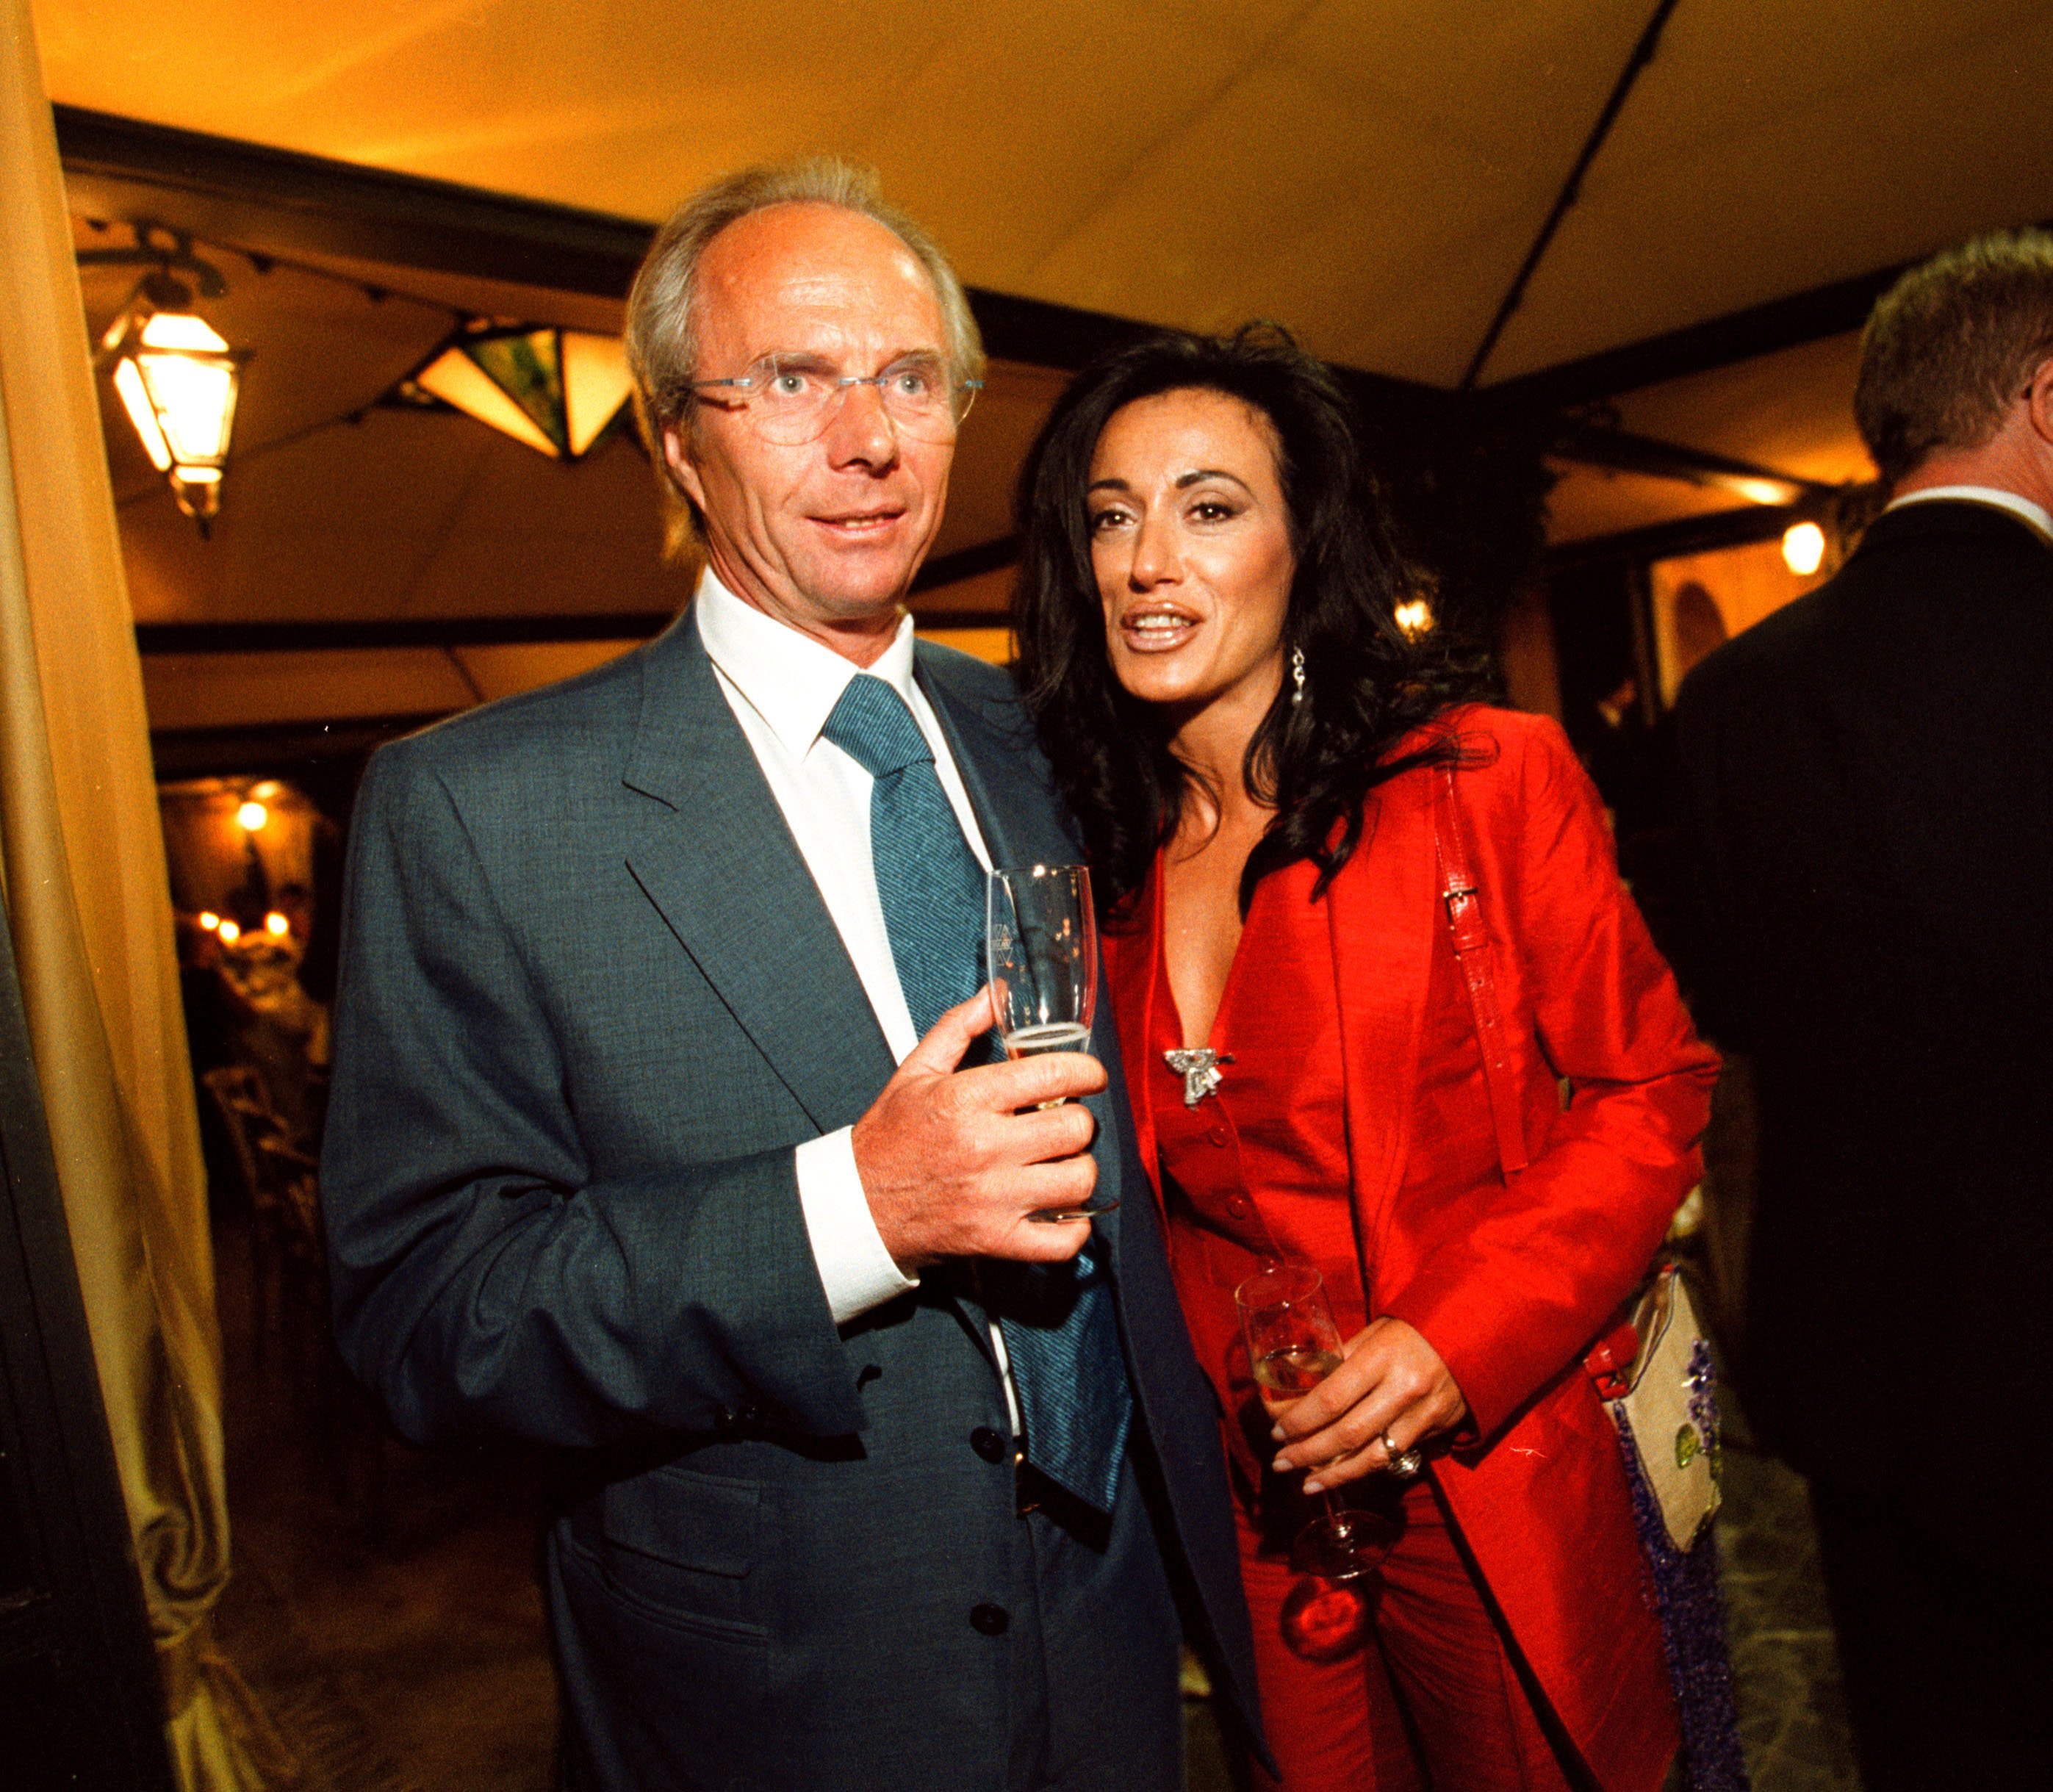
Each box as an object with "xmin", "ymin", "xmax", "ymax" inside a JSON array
[{"xmin": 1013, "ymin": 325, "xmax": 1480, "ymax": 916}]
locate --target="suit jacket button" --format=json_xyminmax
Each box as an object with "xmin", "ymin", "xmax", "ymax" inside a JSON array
[
  {"xmin": 970, "ymin": 1602, "xmax": 1010, "ymax": 1636},
  {"xmin": 971, "ymin": 1426, "xmax": 1006, "ymax": 1464},
  {"xmin": 1225, "ymin": 1195, "xmax": 1252, "ymax": 1220}
]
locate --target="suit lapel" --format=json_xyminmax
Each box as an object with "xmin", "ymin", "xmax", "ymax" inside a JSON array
[
  {"xmin": 1328, "ymin": 770, "xmax": 1438, "ymax": 1296},
  {"xmin": 623, "ymin": 613, "xmax": 893, "ymax": 1133}
]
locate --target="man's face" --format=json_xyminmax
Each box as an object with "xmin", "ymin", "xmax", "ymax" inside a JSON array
[{"xmin": 662, "ymin": 203, "xmax": 957, "ymax": 658}]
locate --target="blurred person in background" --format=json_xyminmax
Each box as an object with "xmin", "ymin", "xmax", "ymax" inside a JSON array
[
  {"xmin": 1015, "ymin": 326, "xmax": 1719, "ymax": 1792},
  {"xmin": 1677, "ymin": 228, "xmax": 2053, "ymax": 1790}
]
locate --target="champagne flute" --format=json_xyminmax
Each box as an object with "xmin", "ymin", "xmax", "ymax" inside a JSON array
[
  {"xmin": 986, "ymin": 863, "xmax": 1115, "ymax": 1222},
  {"xmin": 1236, "ymin": 1262, "xmax": 1395, "ymax": 1583}
]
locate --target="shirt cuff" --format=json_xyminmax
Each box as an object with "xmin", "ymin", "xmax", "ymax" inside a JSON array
[{"xmin": 796, "ymin": 1126, "xmax": 920, "ymax": 1324}]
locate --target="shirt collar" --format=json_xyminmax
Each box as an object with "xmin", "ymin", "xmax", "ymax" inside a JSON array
[
  {"xmin": 694, "ymin": 567, "xmax": 921, "ymax": 758},
  {"xmin": 1885, "ymin": 483, "xmax": 2053, "ymax": 545}
]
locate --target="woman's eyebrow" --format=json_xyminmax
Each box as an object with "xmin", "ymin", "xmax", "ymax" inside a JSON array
[
  {"xmin": 1086, "ymin": 477, "xmax": 1133, "ymax": 494},
  {"xmin": 1174, "ymin": 468, "xmax": 1254, "ymax": 493}
]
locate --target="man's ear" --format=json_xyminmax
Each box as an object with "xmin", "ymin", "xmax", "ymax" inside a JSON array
[
  {"xmin": 2026, "ymin": 356, "xmax": 2053, "ymax": 450},
  {"xmin": 663, "ymin": 426, "xmax": 709, "ymax": 513}
]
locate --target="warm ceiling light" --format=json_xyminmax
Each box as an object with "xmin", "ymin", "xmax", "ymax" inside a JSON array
[
  {"xmin": 413, "ymin": 326, "xmax": 634, "ymax": 459},
  {"xmin": 105, "ymin": 309, "xmax": 248, "ymax": 532},
  {"xmin": 216, "ymin": 918, "xmax": 242, "ymax": 945},
  {"xmin": 83, "ymin": 234, "xmax": 247, "ymax": 534},
  {"xmin": 112, "ymin": 357, "xmax": 172, "ymax": 469},
  {"xmin": 1781, "ymin": 521, "xmax": 1827, "ymax": 576},
  {"xmin": 264, "ymin": 911, "xmax": 291, "ymax": 938},
  {"xmin": 1733, "ymin": 477, "xmax": 1796, "ymax": 508},
  {"xmin": 1394, "ymin": 598, "xmax": 1435, "ymax": 638},
  {"xmin": 237, "ymin": 799, "xmax": 268, "ymax": 832},
  {"xmin": 197, "ymin": 910, "xmax": 221, "ymax": 932},
  {"xmin": 560, "ymin": 332, "xmax": 639, "ymax": 455}
]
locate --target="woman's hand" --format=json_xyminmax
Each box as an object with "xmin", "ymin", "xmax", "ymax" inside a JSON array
[{"xmin": 1268, "ymin": 1317, "xmax": 1467, "ymax": 1494}]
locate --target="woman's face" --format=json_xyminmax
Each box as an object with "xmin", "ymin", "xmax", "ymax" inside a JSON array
[{"xmin": 1086, "ymin": 387, "xmax": 1297, "ymax": 720}]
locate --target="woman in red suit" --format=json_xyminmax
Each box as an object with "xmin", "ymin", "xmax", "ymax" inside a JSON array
[{"xmin": 1012, "ymin": 328, "xmax": 1719, "ymax": 1791}]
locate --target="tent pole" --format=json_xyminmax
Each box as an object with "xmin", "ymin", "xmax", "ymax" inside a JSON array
[{"xmin": 1459, "ymin": 0, "xmax": 1686, "ymax": 392}]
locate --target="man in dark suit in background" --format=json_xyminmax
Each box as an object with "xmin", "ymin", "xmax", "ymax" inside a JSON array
[
  {"xmin": 1676, "ymin": 229, "xmax": 2053, "ymax": 1791},
  {"xmin": 321, "ymin": 159, "xmax": 1262, "ymax": 1791}
]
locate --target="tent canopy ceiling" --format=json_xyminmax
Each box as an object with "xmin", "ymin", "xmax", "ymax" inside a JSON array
[
  {"xmin": 36, "ymin": 0, "xmax": 2053, "ymax": 688},
  {"xmin": 40, "ymin": 0, "xmax": 2053, "ymax": 387}
]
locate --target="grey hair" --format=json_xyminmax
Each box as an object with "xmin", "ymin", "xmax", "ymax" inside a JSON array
[
  {"xmin": 625, "ymin": 157, "xmax": 985, "ymax": 559},
  {"xmin": 1857, "ymin": 227, "xmax": 2053, "ymax": 486}
]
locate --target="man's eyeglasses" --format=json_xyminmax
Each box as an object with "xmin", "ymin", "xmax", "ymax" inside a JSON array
[
  {"xmin": 686, "ymin": 353, "xmax": 982, "ymax": 445},
  {"xmin": 686, "ymin": 348, "xmax": 981, "ymax": 443}
]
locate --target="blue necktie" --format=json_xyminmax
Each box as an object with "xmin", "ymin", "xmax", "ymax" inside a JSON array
[{"xmin": 821, "ymin": 674, "xmax": 1133, "ymax": 1514}]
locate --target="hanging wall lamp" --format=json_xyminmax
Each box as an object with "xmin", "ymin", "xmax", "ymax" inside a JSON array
[
  {"xmin": 409, "ymin": 322, "xmax": 635, "ymax": 459},
  {"xmin": 105, "ymin": 303, "xmax": 248, "ymax": 530},
  {"xmin": 85, "ymin": 229, "xmax": 250, "ymax": 535}
]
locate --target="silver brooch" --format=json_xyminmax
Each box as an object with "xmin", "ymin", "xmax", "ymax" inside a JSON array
[{"xmin": 1164, "ymin": 1048, "xmax": 1233, "ymax": 1108}]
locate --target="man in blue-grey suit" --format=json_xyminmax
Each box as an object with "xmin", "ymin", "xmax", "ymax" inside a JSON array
[{"xmin": 322, "ymin": 158, "xmax": 1265, "ymax": 1791}]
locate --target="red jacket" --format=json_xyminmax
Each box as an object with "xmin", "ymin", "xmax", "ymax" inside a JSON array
[{"xmin": 1104, "ymin": 707, "xmax": 1717, "ymax": 1791}]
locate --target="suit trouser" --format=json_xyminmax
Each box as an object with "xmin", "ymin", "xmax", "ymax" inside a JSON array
[
  {"xmin": 1810, "ymin": 1478, "xmax": 2053, "ymax": 1792},
  {"xmin": 1237, "ymin": 1478, "xmax": 1607, "ymax": 1792}
]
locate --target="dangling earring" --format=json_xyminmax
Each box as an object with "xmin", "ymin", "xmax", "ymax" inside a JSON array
[{"xmin": 1290, "ymin": 645, "xmax": 1306, "ymax": 706}]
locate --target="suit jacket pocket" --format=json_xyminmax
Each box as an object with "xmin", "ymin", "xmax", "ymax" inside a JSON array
[{"xmin": 593, "ymin": 1464, "xmax": 763, "ymax": 1634}]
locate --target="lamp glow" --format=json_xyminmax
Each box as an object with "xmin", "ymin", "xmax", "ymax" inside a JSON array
[
  {"xmin": 216, "ymin": 918, "xmax": 242, "ymax": 944},
  {"xmin": 138, "ymin": 313, "xmax": 228, "ymax": 353},
  {"xmin": 107, "ymin": 309, "xmax": 246, "ymax": 530},
  {"xmin": 1782, "ymin": 522, "xmax": 1826, "ymax": 576},
  {"xmin": 112, "ymin": 359, "xmax": 173, "ymax": 469},
  {"xmin": 264, "ymin": 911, "xmax": 290, "ymax": 938},
  {"xmin": 197, "ymin": 910, "xmax": 220, "ymax": 932},
  {"xmin": 1394, "ymin": 598, "xmax": 1435, "ymax": 637},
  {"xmin": 237, "ymin": 799, "xmax": 268, "ymax": 832}
]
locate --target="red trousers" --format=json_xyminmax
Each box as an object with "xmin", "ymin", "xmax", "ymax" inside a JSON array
[{"xmin": 1241, "ymin": 1477, "xmax": 1581, "ymax": 1792}]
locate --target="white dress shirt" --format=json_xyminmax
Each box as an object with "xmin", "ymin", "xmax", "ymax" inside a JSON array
[
  {"xmin": 694, "ymin": 570, "xmax": 992, "ymax": 1325},
  {"xmin": 1886, "ymin": 483, "xmax": 2053, "ymax": 545}
]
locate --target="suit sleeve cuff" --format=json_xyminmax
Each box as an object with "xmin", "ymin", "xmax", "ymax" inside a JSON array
[{"xmin": 796, "ymin": 1126, "xmax": 920, "ymax": 1325}]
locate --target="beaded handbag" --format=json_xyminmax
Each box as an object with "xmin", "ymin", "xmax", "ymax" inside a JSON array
[{"xmin": 1586, "ymin": 1263, "xmax": 1722, "ymax": 1550}]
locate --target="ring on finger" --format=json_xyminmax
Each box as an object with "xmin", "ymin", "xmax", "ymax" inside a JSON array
[{"xmin": 1381, "ymin": 1430, "xmax": 1424, "ymax": 1479}]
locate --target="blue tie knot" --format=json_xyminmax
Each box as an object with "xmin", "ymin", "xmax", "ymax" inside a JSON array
[{"xmin": 821, "ymin": 674, "xmax": 933, "ymax": 780}]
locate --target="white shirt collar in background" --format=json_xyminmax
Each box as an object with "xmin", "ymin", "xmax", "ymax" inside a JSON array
[{"xmin": 1886, "ymin": 483, "xmax": 2053, "ymax": 545}]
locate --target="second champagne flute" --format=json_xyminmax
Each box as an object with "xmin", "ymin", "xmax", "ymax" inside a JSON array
[{"xmin": 1236, "ymin": 1262, "xmax": 1397, "ymax": 1583}]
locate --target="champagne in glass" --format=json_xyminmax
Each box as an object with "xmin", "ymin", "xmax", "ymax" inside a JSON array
[
  {"xmin": 1000, "ymin": 1020, "xmax": 1095, "ymax": 1058},
  {"xmin": 1236, "ymin": 1263, "xmax": 1395, "ymax": 1583},
  {"xmin": 987, "ymin": 863, "xmax": 1115, "ymax": 1221},
  {"xmin": 1251, "ymin": 1344, "xmax": 1346, "ymax": 1401}
]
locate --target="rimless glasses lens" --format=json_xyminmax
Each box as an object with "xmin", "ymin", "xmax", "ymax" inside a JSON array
[{"xmin": 687, "ymin": 353, "xmax": 981, "ymax": 445}]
